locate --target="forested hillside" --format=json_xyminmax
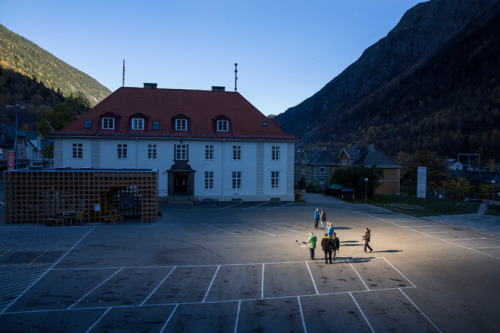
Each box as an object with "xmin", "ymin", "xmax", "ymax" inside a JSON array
[
  {"xmin": 275, "ymin": 0, "xmax": 500, "ymax": 164},
  {"xmin": 0, "ymin": 24, "xmax": 110, "ymax": 106}
]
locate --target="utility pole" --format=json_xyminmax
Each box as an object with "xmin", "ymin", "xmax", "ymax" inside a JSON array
[{"xmin": 6, "ymin": 104, "xmax": 26, "ymax": 169}]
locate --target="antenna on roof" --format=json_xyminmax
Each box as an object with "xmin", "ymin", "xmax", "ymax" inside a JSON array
[
  {"xmin": 234, "ymin": 63, "xmax": 238, "ymax": 92},
  {"xmin": 122, "ymin": 59, "xmax": 126, "ymax": 87}
]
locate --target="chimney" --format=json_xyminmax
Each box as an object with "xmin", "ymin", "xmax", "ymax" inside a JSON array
[
  {"xmin": 211, "ymin": 86, "xmax": 225, "ymax": 92},
  {"xmin": 143, "ymin": 83, "xmax": 157, "ymax": 89}
]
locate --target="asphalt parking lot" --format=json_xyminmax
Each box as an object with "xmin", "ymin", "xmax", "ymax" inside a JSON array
[{"xmin": 1, "ymin": 197, "xmax": 500, "ymax": 332}]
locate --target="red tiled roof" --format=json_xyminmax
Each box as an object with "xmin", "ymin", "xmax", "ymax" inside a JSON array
[{"xmin": 51, "ymin": 87, "xmax": 297, "ymax": 141}]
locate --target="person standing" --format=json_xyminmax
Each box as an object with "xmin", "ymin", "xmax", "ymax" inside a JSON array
[
  {"xmin": 321, "ymin": 232, "xmax": 333, "ymax": 264},
  {"xmin": 314, "ymin": 208, "xmax": 320, "ymax": 229},
  {"xmin": 320, "ymin": 209, "xmax": 327, "ymax": 230},
  {"xmin": 332, "ymin": 232, "xmax": 340, "ymax": 261},
  {"xmin": 308, "ymin": 232, "xmax": 317, "ymax": 260},
  {"xmin": 327, "ymin": 221, "xmax": 334, "ymax": 238},
  {"xmin": 363, "ymin": 227, "xmax": 373, "ymax": 253}
]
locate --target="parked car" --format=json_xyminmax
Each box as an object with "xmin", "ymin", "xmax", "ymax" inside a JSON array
[{"xmin": 464, "ymin": 198, "xmax": 483, "ymax": 203}]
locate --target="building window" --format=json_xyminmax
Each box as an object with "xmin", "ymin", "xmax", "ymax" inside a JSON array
[
  {"xmin": 175, "ymin": 119, "xmax": 187, "ymax": 131},
  {"xmin": 152, "ymin": 121, "xmax": 160, "ymax": 130},
  {"xmin": 319, "ymin": 178, "xmax": 325, "ymax": 185},
  {"xmin": 320, "ymin": 167, "xmax": 325, "ymax": 173},
  {"xmin": 175, "ymin": 144, "xmax": 188, "ymax": 160},
  {"xmin": 217, "ymin": 120, "xmax": 229, "ymax": 132},
  {"xmin": 232, "ymin": 171, "xmax": 241, "ymax": 189},
  {"xmin": 117, "ymin": 144, "xmax": 127, "ymax": 159},
  {"xmin": 233, "ymin": 145, "xmax": 241, "ymax": 160},
  {"xmin": 271, "ymin": 171, "xmax": 280, "ymax": 189},
  {"xmin": 148, "ymin": 144, "xmax": 157, "ymax": 159},
  {"xmin": 205, "ymin": 171, "xmax": 214, "ymax": 189},
  {"xmin": 272, "ymin": 146, "xmax": 280, "ymax": 160},
  {"xmin": 102, "ymin": 117, "xmax": 115, "ymax": 129},
  {"xmin": 84, "ymin": 120, "xmax": 92, "ymax": 129},
  {"xmin": 205, "ymin": 145, "xmax": 214, "ymax": 160},
  {"xmin": 72, "ymin": 143, "xmax": 82, "ymax": 159},
  {"xmin": 342, "ymin": 159, "xmax": 348, "ymax": 166},
  {"xmin": 132, "ymin": 118, "xmax": 144, "ymax": 130}
]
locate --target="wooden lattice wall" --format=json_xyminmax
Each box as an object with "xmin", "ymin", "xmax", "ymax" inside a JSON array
[{"xmin": 4, "ymin": 169, "xmax": 159, "ymax": 223}]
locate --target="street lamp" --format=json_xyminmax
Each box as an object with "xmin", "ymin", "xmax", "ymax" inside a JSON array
[
  {"xmin": 491, "ymin": 180, "xmax": 496, "ymax": 202},
  {"xmin": 6, "ymin": 104, "xmax": 26, "ymax": 170},
  {"xmin": 364, "ymin": 178, "xmax": 368, "ymax": 202}
]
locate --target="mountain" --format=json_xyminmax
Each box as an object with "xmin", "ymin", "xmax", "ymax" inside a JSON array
[
  {"xmin": 275, "ymin": 0, "xmax": 500, "ymax": 163},
  {"xmin": 0, "ymin": 24, "xmax": 110, "ymax": 106}
]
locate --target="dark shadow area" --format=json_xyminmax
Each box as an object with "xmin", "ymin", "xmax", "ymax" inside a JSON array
[{"xmin": 371, "ymin": 250, "xmax": 402, "ymax": 253}]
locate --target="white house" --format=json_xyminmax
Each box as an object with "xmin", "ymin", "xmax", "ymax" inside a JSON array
[{"xmin": 50, "ymin": 85, "xmax": 297, "ymax": 202}]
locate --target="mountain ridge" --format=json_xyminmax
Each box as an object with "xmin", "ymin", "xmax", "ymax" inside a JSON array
[{"xmin": 275, "ymin": 0, "xmax": 500, "ymax": 162}]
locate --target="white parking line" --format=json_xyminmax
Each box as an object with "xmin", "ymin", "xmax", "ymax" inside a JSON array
[
  {"xmin": 234, "ymin": 300, "xmax": 242, "ymax": 333},
  {"xmin": 350, "ymin": 292, "xmax": 375, "ymax": 333},
  {"xmin": 305, "ymin": 261, "xmax": 319, "ymax": 295},
  {"xmin": 235, "ymin": 224, "xmax": 276, "ymax": 236},
  {"xmin": 85, "ymin": 307, "xmax": 111, "ymax": 333},
  {"xmin": 297, "ymin": 296, "xmax": 308, "ymax": 333},
  {"xmin": 203, "ymin": 265, "xmax": 220, "ymax": 303},
  {"xmin": 69, "ymin": 267, "xmax": 124, "ymax": 309},
  {"xmin": 243, "ymin": 202, "xmax": 268, "ymax": 210},
  {"xmin": 399, "ymin": 288, "xmax": 443, "ymax": 333},
  {"xmin": 220, "ymin": 202, "xmax": 243, "ymax": 210},
  {"xmin": 261, "ymin": 263, "xmax": 265, "ymax": 299},
  {"xmin": 141, "ymin": 266, "xmax": 177, "ymax": 306},
  {"xmin": 203, "ymin": 224, "xmax": 239, "ymax": 235},
  {"xmin": 266, "ymin": 202, "xmax": 295, "ymax": 210},
  {"xmin": 346, "ymin": 259, "xmax": 370, "ymax": 291},
  {"xmin": 160, "ymin": 303, "xmax": 179, "ymax": 333},
  {"xmin": 381, "ymin": 257, "xmax": 416, "ymax": 288}
]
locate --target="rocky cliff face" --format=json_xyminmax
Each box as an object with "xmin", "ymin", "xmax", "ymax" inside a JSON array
[{"xmin": 275, "ymin": 0, "xmax": 500, "ymax": 160}]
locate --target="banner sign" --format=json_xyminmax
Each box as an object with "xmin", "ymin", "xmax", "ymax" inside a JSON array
[
  {"xmin": 7, "ymin": 151, "xmax": 15, "ymax": 170},
  {"xmin": 417, "ymin": 166, "xmax": 427, "ymax": 199}
]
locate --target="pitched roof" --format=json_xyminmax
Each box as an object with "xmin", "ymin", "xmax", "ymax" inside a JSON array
[
  {"xmin": 51, "ymin": 87, "xmax": 297, "ymax": 141},
  {"xmin": 352, "ymin": 147, "xmax": 402, "ymax": 169}
]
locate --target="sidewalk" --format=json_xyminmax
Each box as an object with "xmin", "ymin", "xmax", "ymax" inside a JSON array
[{"xmin": 302, "ymin": 193, "xmax": 500, "ymax": 239}]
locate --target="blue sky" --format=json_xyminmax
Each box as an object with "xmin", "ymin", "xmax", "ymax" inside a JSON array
[{"xmin": 1, "ymin": 0, "xmax": 423, "ymax": 115}]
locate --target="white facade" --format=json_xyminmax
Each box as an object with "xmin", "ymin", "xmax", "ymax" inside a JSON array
[{"xmin": 54, "ymin": 137, "xmax": 295, "ymax": 201}]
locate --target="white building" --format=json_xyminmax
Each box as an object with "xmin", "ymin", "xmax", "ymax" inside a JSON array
[{"xmin": 51, "ymin": 85, "xmax": 297, "ymax": 202}]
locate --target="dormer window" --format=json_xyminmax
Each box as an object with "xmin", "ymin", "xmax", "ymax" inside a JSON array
[
  {"xmin": 132, "ymin": 118, "xmax": 144, "ymax": 130},
  {"xmin": 175, "ymin": 119, "xmax": 187, "ymax": 131},
  {"xmin": 152, "ymin": 121, "xmax": 160, "ymax": 130},
  {"xmin": 217, "ymin": 120, "xmax": 229, "ymax": 132},
  {"xmin": 84, "ymin": 120, "xmax": 92, "ymax": 129},
  {"xmin": 102, "ymin": 117, "xmax": 115, "ymax": 130}
]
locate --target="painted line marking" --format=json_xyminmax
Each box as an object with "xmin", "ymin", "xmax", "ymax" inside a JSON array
[
  {"xmin": 1, "ymin": 227, "xmax": 96, "ymax": 314},
  {"xmin": 85, "ymin": 307, "xmax": 111, "ymax": 333},
  {"xmin": 160, "ymin": 303, "xmax": 179, "ymax": 333},
  {"xmin": 448, "ymin": 237, "xmax": 489, "ymax": 241},
  {"xmin": 235, "ymin": 224, "xmax": 276, "ymax": 236},
  {"xmin": 141, "ymin": 266, "xmax": 176, "ymax": 306},
  {"xmin": 203, "ymin": 224, "xmax": 239, "ymax": 235},
  {"xmin": 202, "ymin": 265, "xmax": 220, "ymax": 303},
  {"xmin": 472, "ymin": 246, "xmax": 500, "ymax": 249},
  {"xmin": 266, "ymin": 202, "xmax": 295, "ymax": 210},
  {"xmin": 0, "ymin": 249, "xmax": 11, "ymax": 257},
  {"xmin": 233, "ymin": 300, "xmax": 241, "ymax": 333},
  {"xmin": 261, "ymin": 263, "xmax": 265, "ymax": 299},
  {"xmin": 399, "ymin": 288, "xmax": 443, "ymax": 333},
  {"xmin": 220, "ymin": 202, "xmax": 243, "ymax": 210},
  {"xmin": 68, "ymin": 267, "xmax": 124, "ymax": 309},
  {"xmin": 349, "ymin": 292, "xmax": 375, "ymax": 333},
  {"xmin": 347, "ymin": 259, "xmax": 370, "ymax": 291},
  {"xmin": 381, "ymin": 257, "xmax": 416, "ymax": 288},
  {"xmin": 29, "ymin": 250, "xmax": 48, "ymax": 265},
  {"xmin": 297, "ymin": 296, "xmax": 307, "ymax": 333},
  {"xmin": 243, "ymin": 202, "xmax": 268, "ymax": 210},
  {"xmin": 305, "ymin": 261, "xmax": 319, "ymax": 295}
]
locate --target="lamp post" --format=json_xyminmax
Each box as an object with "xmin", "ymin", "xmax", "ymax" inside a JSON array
[
  {"xmin": 364, "ymin": 178, "xmax": 368, "ymax": 202},
  {"xmin": 6, "ymin": 104, "xmax": 26, "ymax": 170},
  {"xmin": 492, "ymin": 180, "xmax": 496, "ymax": 202}
]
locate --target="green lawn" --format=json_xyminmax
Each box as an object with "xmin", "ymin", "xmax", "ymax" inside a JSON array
[{"xmin": 356, "ymin": 194, "xmax": 480, "ymax": 217}]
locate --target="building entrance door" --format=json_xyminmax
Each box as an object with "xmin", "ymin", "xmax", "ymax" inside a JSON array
[{"xmin": 174, "ymin": 172, "xmax": 188, "ymax": 194}]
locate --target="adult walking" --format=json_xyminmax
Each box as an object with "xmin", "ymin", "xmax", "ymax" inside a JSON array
[
  {"xmin": 363, "ymin": 227, "xmax": 373, "ymax": 253},
  {"xmin": 331, "ymin": 232, "xmax": 340, "ymax": 261},
  {"xmin": 308, "ymin": 232, "xmax": 317, "ymax": 260},
  {"xmin": 314, "ymin": 208, "xmax": 320, "ymax": 229},
  {"xmin": 321, "ymin": 232, "xmax": 333, "ymax": 264}
]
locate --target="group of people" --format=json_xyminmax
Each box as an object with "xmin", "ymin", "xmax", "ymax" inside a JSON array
[{"xmin": 308, "ymin": 208, "xmax": 374, "ymax": 263}]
